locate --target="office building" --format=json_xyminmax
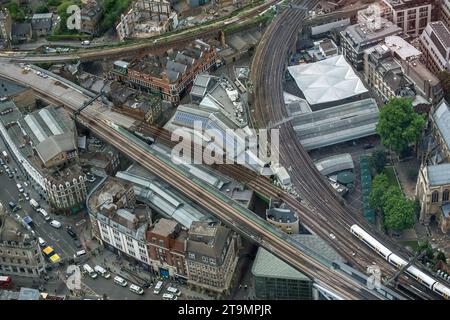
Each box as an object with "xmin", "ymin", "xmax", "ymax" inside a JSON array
[{"xmin": 419, "ymin": 21, "xmax": 450, "ymax": 74}]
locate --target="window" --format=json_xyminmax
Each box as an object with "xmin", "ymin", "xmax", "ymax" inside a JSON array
[
  {"xmin": 432, "ymin": 190, "xmax": 439, "ymax": 203},
  {"xmin": 443, "ymin": 189, "xmax": 449, "ymax": 202}
]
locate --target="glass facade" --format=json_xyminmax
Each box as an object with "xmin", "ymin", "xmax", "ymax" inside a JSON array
[{"xmin": 253, "ymin": 275, "xmax": 313, "ymax": 300}]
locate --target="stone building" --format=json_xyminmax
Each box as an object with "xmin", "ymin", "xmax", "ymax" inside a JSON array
[{"xmin": 0, "ymin": 202, "xmax": 46, "ymax": 277}]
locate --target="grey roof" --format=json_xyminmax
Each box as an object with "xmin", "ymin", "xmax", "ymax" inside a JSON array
[
  {"xmin": 35, "ymin": 132, "xmax": 77, "ymax": 164},
  {"xmin": 11, "ymin": 23, "xmax": 31, "ymax": 36},
  {"xmin": 32, "ymin": 13, "xmax": 53, "ymax": 20},
  {"xmin": 0, "ymin": 78, "xmax": 28, "ymax": 97},
  {"xmin": 427, "ymin": 163, "xmax": 450, "ymax": 186},
  {"xmin": 292, "ymin": 98, "xmax": 379, "ymax": 150},
  {"xmin": 166, "ymin": 60, "xmax": 187, "ymax": 81},
  {"xmin": 266, "ymin": 207, "xmax": 298, "ymax": 224},
  {"xmin": 252, "ymin": 234, "xmax": 342, "ymax": 280},
  {"xmin": 175, "ymin": 52, "xmax": 195, "ymax": 66},
  {"xmin": 114, "ymin": 60, "xmax": 129, "ymax": 69},
  {"xmin": 441, "ymin": 203, "xmax": 450, "ymax": 218},
  {"xmin": 315, "ymin": 153, "xmax": 354, "ymax": 176},
  {"xmin": 429, "ymin": 21, "xmax": 450, "ymax": 48},
  {"xmin": 187, "ymin": 222, "xmax": 230, "ymax": 263},
  {"xmin": 433, "ymin": 100, "xmax": 450, "ymax": 151}
]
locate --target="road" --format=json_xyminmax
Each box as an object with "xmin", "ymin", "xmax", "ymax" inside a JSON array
[
  {"xmin": 0, "ymin": 135, "xmax": 79, "ymax": 261},
  {"xmin": 0, "ymin": 62, "xmax": 382, "ymax": 299}
]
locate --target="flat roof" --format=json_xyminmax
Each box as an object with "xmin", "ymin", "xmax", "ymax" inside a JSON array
[
  {"xmin": 384, "ymin": 35, "xmax": 422, "ymax": 60},
  {"xmin": 287, "ymin": 55, "xmax": 368, "ymax": 105}
]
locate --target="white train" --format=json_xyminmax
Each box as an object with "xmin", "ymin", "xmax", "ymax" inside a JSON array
[{"xmin": 350, "ymin": 224, "xmax": 450, "ymax": 300}]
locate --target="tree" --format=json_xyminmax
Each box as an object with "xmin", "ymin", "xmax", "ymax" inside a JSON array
[
  {"xmin": 369, "ymin": 173, "xmax": 389, "ymax": 212},
  {"xmin": 369, "ymin": 149, "xmax": 386, "ymax": 174},
  {"xmin": 382, "ymin": 186, "xmax": 415, "ymax": 231},
  {"xmin": 376, "ymin": 97, "xmax": 426, "ymax": 155},
  {"xmin": 99, "ymin": 0, "xmax": 130, "ymax": 33},
  {"xmin": 435, "ymin": 251, "xmax": 447, "ymax": 264},
  {"xmin": 35, "ymin": 4, "xmax": 50, "ymax": 13},
  {"xmin": 437, "ymin": 71, "xmax": 450, "ymax": 103}
]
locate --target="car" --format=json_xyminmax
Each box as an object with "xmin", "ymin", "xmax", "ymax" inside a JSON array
[
  {"xmin": 363, "ymin": 143, "xmax": 375, "ymax": 149},
  {"xmin": 8, "ymin": 201, "xmax": 16, "ymax": 210},
  {"xmin": 162, "ymin": 293, "xmax": 176, "ymax": 300},
  {"xmin": 38, "ymin": 237, "xmax": 47, "ymax": 247},
  {"xmin": 66, "ymin": 226, "xmax": 77, "ymax": 239},
  {"xmin": 23, "ymin": 193, "xmax": 30, "ymax": 201},
  {"xmin": 23, "ymin": 182, "xmax": 28, "ymax": 187},
  {"xmin": 129, "ymin": 284, "xmax": 144, "ymax": 295},
  {"xmin": 329, "ymin": 233, "xmax": 336, "ymax": 240},
  {"xmin": 50, "ymin": 220, "xmax": 62, "ymax": 228},
  {"xmin": 74, "ymin": 250, "xmax": 86, "ymax": 258},
  {"xmin": 13, "ymin": 205, "xmax": 21, "ymax": 212},
  {"xmin": 113, "ymin": 276, "xmax": 127, "ymax": 287}
]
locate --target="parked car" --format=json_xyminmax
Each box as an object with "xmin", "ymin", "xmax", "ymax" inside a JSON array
[
  {"xmin": 38, "ymin": 237, "xmax": 47, "ymax": 247},
  {"xmin": 113, "ymin": 276, "xmax": 127, "ymax": 287},
  {"xmin": 66, "ymin": 226, "xmax": 77, "ymax": 239},
  {"xmin": 50, "ymin": 220, "xmax": 62, "ymax": 228}
]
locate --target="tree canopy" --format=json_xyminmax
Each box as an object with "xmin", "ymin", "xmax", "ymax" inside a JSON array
[
  {"xmin": 369, "ymin": 149, "xmax": 386, "ymax": 175},
  {"xmin": 382, "ymin": 186, "xmax": 415, "ymax": 231},
  {"xmin": 369, "ymin": 173, "xmax": 389, "ymax": 212},
  {"xmin": 376, "ymin": 97, "xmax": 426, "ymax": 155},
  {"xmin": 99, "ymin": 0, "xmax": 130, "ymax": 33}
]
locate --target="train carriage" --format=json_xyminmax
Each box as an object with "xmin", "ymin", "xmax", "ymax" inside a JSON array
[
  {"xmin": 405, "ymin": 266, "xmax": 437, "ymax": 289},
  {"xmin": 388, "ymin": 254, "xmax": 408, "ymax": 269},
  {"xmin": 350, "ymin": 225, "xmax": 392, "ymax": 259}
]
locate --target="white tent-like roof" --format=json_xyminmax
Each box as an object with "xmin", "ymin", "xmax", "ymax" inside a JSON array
[{"xmin": 288, "ymin": 55, "xmax": 368, "ymax": 105}]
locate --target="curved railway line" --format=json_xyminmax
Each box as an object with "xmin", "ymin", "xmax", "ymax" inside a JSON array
[{"xmin": 249, "ymin": 0, "xmax": 441, "ymax": 299}]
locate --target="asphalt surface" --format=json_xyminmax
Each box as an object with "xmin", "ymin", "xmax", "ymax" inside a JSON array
[{"xmin": 0, "ymin": 136, "xmax": 79, "ymax": 261}]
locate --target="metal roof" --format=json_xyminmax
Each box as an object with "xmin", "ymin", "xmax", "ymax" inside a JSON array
[
  {"xmin": 427, "ymin": 163, "xmax": 450, "ymax": 186},
  {"xmin": 38, "ymin": 109, "xmax": 63, "ymax": 135},
  {"xmin": 315, "ymin": 153, "xmax": 354, "ymax": 176},
  {"xmin": 24, "ymin": 114, "xmax": 48, "ymax": 142},
  {"xmin": 433, "ymin": 100, "xmax": 450, "ymax": 151}
]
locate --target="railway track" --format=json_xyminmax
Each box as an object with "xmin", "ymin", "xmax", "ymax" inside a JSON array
[{"xmin": 249, "ymin": 0, "xmax": 440, "ymax": 299}]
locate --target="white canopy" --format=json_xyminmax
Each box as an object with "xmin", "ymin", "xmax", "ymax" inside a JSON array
[{"xmin": 288, "ymin": 55, "xmax": 368, "ymax": 105}]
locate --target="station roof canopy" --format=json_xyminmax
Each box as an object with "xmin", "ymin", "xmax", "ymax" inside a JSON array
[{"xmin": 287, "ymin": 55, "xmax": 368, "ymax": 105}]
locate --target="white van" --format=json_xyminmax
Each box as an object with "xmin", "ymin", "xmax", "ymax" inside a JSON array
[
  {"xmin": 153, "ymin": 281, "xmax": 163, "ymax": 294},
  {"xmin": 38, "ymin": 208, "xmax": 51, "ymax": 221},
  {"xmin": 38, "ymin": 237, "xmax": 47, "ymax": 247},
  {"xmin": 29, "ymin": 199, "xmax": 40, "ymax": 211},
  {"xmin": 113, "ymin": 276, "xmax": 127, "ymax": 287},
  {"xmin": 83, "ymin": 264, "xmax": 97, "ymax": 279},
  {"xmin": 74, "ymin": 250, "xmax": 86, "ymax": 258},
  {"xmin": 94, "ymin": 265, "xmax": 111, "ymax": 279},
  {"xmin": 162, "ymin": 293, "xmax": 176, "ymax": 300},
  {"xmin": 129, "ymin": 284, "xmax": 144, "ymax": 295},
  {"xmin": 16, "ymin": 183, "xmax": 24, "ymax": 193},
  {"xmin": 49, "ymin": 220, "xmax": 61, "ymax": 228},
  {"xmin": 166, "ymin": 286, "xmax": 181, "ymax": 296}
]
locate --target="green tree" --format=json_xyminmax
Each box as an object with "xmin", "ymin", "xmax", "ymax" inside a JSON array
[
  {"xmin": 376, "ymin": 97, "xmax": 426, "ymax": 155},
  {"xmin": 7, "ymin": 2, "xmax": 26, "ymax": 21},
  {"xmin": 99, "ymin": 0, "xmax": 130, "ymax": 33},
  {"xmin": 435, "ymin": 251, "xmax": 447, "ymax": 264},
  {"xmin": 437, "ymin": 71, "xmax": 450, "ymax": 103},
  {"xmin": 382, "ymin": 186, "xmax": 415, "ymax": 231},
  {"xmin": 47, "ymin": 0, "xmax": 63, "ymax": 6},
  {"xmin": 369, "ymin": 149, "xmax": 386, "ymax": 174},
  {"xmin": 369, "ymin": 173, "xmax": 389, "ymax": 212},
  {"xmin": 35, "ymin": 4, "xmax": 50, "ymax": 13}
]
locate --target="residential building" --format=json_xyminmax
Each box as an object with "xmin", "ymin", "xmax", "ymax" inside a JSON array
[
  {"xmin": 0, "ymin": 202, "xmax": 46, "ymax": 278},
  {"xmin": 340, "ymin": 18, "xmax": 402, "ymax": 70},
  {"xmin": 382, "ymin": 0, "xmax": 435, "ymax": 36},
  {"xmin": 80, "ymin": 145, "xmax": 120, "ymax": 177},
  {"xmin": 146, "ymin": 218, "xmax": 188, "ymax": 281},
  {"xmin": 0, "ymin": 100, "xmax": 87, "ymax": 213},
  {"xmin": 186, "ymin": 221, "xmax": 238, "ymax": 295},
  {"xmin": 31, "ymin": 13, "xmax": 53, "ymax": 37},
  {"xmin": 416, "ymin": 163, "xmax": 450, "ymax": 233},
  {"xmin": 116, "ymin": 0, "xmax": 177, "ymax": 41},
  {"xmin": 11, "ymin": 23, "xmax": 32, "ymax": 43},
  {"xmin": 87, "ymin": 176, "xmax": 153, "ymax": 268},
  {"xmin": 251, "ymin": 234, "xmax": 343, "ymax": 300},
  {"xmin": 364, "ymin": 44, "xmax": 415, "ymax": 102},
  {"xmin": 0, "ymin": 9, "xmax": 12, "ymax": 44},
  {"xmin": 266, "ymin": 198, "xmax": 299, "ymax": 234},
  {"xmin": 80, "ymin": 0, "xmax": 102, "ymax": 36},
  {"xmin": 419, "ymin": 21, "xmax": 450, "ymax": 74},
  {"xmin": 124, "ymin": 39, "xmax": 219, "ymax": 103}
]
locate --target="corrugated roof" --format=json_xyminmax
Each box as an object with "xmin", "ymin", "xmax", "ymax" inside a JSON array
[
  {"xmin": 38, "ymin": 109, "xmax": 63, "ymax": 135},
  {"xmin": 315, "ymin": 153, "xmax": 354, "ymax": 176},
  {"xmin": 427, "ymin": 163, "xmax": 450, "ymax": 186},
  {"xmin": 35, "ymin": 132, "xmax": 76, "ymax": 164},
  {"xmin": 24, "ymin": 114, "xmax": 48, "ymax": 142}
]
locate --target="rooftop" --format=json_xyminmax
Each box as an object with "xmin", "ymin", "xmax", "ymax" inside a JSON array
[
  {"xmin": 0, "ymin": 77, "xmax": 29, "ymax": 98},
  {"xmin": 428, "ymin": 21, "xmax": 450, "ymax": 49},
  {"xmin": 383, "ymin": 0, "xmax": 434, "ymax": 9},
  {"xmin": 433, "ymin": 99, "xmax": 450, "ymax": 151},
  {"xmin": 287, "ymin": 55, "xmax": 368, "ymax": 105},
  {"xmin": 427, "ymin": 163, "xmax": 450, "ymax": 186},
  {"xmin": 187, "ymin": 222, "xmax": 230, "ymax": 261},
  {"xmin": 150, "ymin": 218, "xmax": 179, "ymax": 237},
  {"xmin": 315, "ymin": 153, "xmax": 354, "ymax": 176},
  {"xmin": 384, "ymin": 36, "xmax": 422, "ymax": 61}
]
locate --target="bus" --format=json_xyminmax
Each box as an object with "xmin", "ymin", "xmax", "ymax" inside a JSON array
[
  {"xmin": 0, "ymin": 276, "xmax": 12, "ymax": 289},
  {"xmin": 42, "ymin": 246, "xmax": 61, "ymax": 263}
]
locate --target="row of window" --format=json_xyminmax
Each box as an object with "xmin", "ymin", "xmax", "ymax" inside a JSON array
[{"xmin": 431, "ymin": 189, "xmax": 450, "ymax": 203}]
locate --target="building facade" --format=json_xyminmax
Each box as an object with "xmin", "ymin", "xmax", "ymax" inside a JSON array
[
  {"xmin": 442, "ymin": 0, "xmax": 450, "ymax": 30},
  {"xmin": 31, "ymin": 13, "xmax": 53, "ymax": 37},
  {"xmin": 0, "ymin": 203, "xmax": 46, "ymax": 278},
  {"xmin": 0, "ymin": 9, "xmax": 12, "ymax": 43},
  {"xmin": 382, "ymin": 0, "xmax": 435, "ymax": 36},
  {"xmin": 416, "ymin": 164, "xmax": 450, "ymax": 233},
  {"xmin": 146, "ymin": 218, "xmax": 188, "ymax": 281},
  {"xmin": 186, "ymin": 222, "xmax": 238, "ymax": 295},
  {"xmin": 87, "ymin": 177, "xmax": 152, "ymax": 268},
  {"xmin": 419, "ymin": 21, "xmax": 450, "ymax": 74},
  {"xmin": 125, "ymin": 40, "xmax": 219, "ymax": 103}
]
